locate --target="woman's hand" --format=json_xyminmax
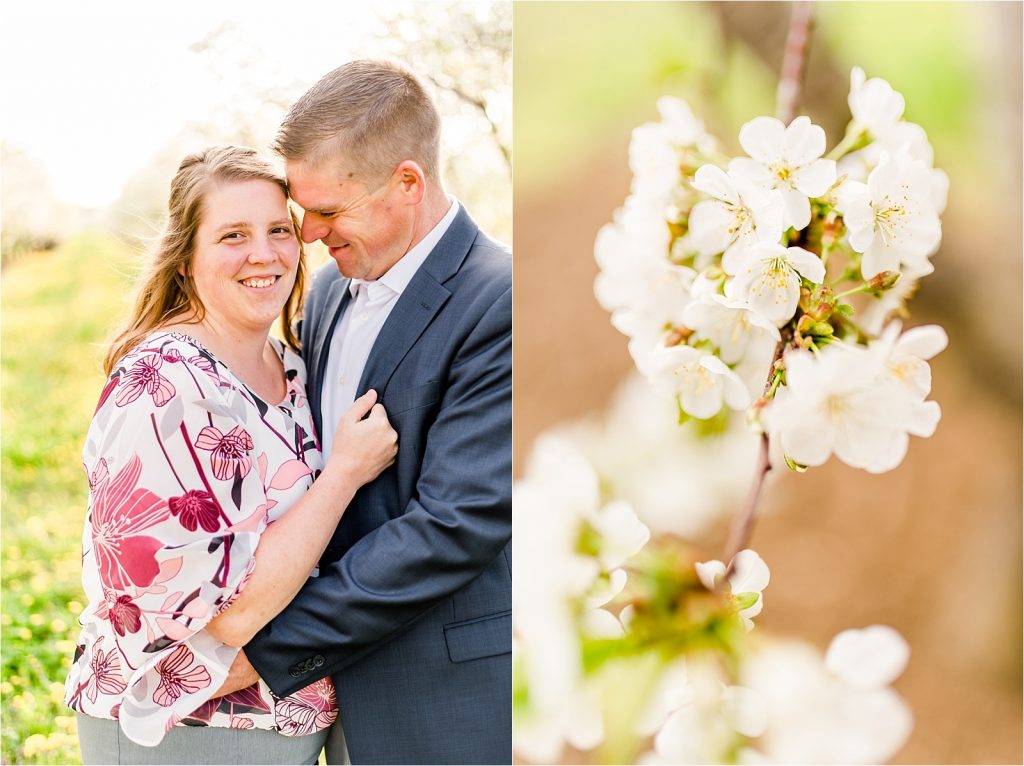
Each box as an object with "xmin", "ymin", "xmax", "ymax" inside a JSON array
[{"xmin": 328, "ymin": 389, "xmax": 398, "ymax": 487}]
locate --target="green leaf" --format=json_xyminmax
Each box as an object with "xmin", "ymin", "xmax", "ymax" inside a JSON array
[
  {"xmin": 733, "ymin": 591, "xmax": 760, "ymax": 610},
  {"xmin": 835, "ymin": 302, "xmax": 855, "ymax": 317}
]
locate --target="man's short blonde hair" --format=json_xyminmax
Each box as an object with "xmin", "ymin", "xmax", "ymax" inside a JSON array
[{"xmin": 274, "ymin": 59, "xmax": 441, "ymax": 186}]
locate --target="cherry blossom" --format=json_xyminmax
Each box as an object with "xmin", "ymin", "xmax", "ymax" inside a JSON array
[
  {"xmin": 767, "ymin": 343, "xmax": 940, "ymax": 473},
  {"xmin": 824, "ymin": 625, "xmax": 910, "ymax": 690},
  {"xmin": 688, "ymin": 165, "xmax": 785, "ymax": 272},
  {"xmin": 836, "ymin": 154, "xmax": 942, "ymax": 278},
  {"xmin": 640, "ymin": 344, "xmax": 750, "ymax": 419},
  {"xmin": 729, "ymin": 116, "xmax": 837, "ymax": 230},
  {"xmin": 837, "ymin": 121, "xmax": 949, "ymax": 214},
  {"xmin": 742, "ymin": 630, "xmax": 912, "ymax": 764},
  {"xmin": 871, "ymin": 321, "xmax": 948, "ymax": 399},
  {"xmin": 595, "ymin": 211, "xmax": 695, "ymax": 345},
  {"xmin": 683, "ymin": 295, "xmax": 780, "ymax": 365},
  {"xmin": 629, "ymin": 96, "xmax": 710, "ymax": 203},
  {"xmin": 848, "ymin": 66, "xmax": 905, "ymax": 138},
  {"xmin": 695, "ymin": 549, "xmax": 770, "ymax": 631},
  {"xmin": 729, "ymin": 243, "xmax": 826, "ymax": 325}
]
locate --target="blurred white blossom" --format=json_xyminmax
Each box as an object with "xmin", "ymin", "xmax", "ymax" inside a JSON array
[
  {"xmin": 848, "ymin": 66, "xmax": 905, "ymax": 137},
  {"xmin": 742, "ymin": 628, "xmax": 913, "ymax": 764},
  {"xmin": 696, "ymin": 549, "xmax": 771, "ymax": 631}
]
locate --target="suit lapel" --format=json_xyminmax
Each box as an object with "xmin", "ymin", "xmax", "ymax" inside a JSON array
[
  {"xmin": 358, "ymin": 205, "xmax": 480, "ymax": 396},
  {"xmin": 310, "ymin": 278, "xmax": 352, "ymax": 437},
  {"xmin": 357, "ymin": 277, "xmax": 450, "ymax": 397}
]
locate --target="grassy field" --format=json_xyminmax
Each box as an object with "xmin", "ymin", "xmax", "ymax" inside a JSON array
[{"xmin": 2, "ymin": 231, "xmax": 136, "ymax": 764}]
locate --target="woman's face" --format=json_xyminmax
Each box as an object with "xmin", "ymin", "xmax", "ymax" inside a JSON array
[{"xmin": 190, "ymin": 179, "xmax": 299, "ymax": 338}]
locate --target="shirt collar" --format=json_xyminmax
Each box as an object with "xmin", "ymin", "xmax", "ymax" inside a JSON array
[{"xmin": 349, "ymin": 196, "xmax": 459, "ymax": 299}]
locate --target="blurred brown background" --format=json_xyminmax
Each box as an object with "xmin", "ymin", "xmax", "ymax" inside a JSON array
[{"xmin": 513, "ymin": 2, "xmax": 1022, "ymax": 763}]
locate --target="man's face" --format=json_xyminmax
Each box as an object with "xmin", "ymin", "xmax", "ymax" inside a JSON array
[{"xmin": 287, "ymin": 158, "xmax": 416, "ymax": 280}]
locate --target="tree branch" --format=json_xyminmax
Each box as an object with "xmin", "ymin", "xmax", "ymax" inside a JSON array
[{"xmin": 775, "ymin": 1, "xmax": 814, "ymax": 124}]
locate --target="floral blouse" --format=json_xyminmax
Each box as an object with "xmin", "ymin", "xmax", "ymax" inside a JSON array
[{"xmin": 65, "ymin": 331, "xmax": 337, "ymax": 747}]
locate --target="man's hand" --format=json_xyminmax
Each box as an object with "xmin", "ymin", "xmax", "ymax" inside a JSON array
[{"xmin": 212, "ymin": 648, "xmax": 260, "ymax": 697}]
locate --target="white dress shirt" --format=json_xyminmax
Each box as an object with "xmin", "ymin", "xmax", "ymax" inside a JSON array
[{"xmin": 319, "ymin": 198, "xmax": 458, "ymax": 458}]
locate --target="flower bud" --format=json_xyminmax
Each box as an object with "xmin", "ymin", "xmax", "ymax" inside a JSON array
[
  {"xmin": 812, "ymin": 322, "xmax": 834, "ymax": 337},
  {"xmin": 798, "ymin": 286, "xmax": 813, "ymax": 312},
  {"xmin": 796, "ymin": 314, "xmax": 815, "ymax": 334},
  {"xmin": 868, "ymin": 271, "xmax": 902, "ymax": 292},
  {"xmin": 663, "ymin": 326, "xmax": 694, "ymax": 347}
]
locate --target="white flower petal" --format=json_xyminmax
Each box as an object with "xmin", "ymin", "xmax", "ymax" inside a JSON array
[
  {"xmin": 861, "ymin": 241, "xmax": 901, "ymax": 280},
  {"xmin": 695, "ymin": 559, "xmax": 727, "ymax": 591},
  {"xmin": 896, "ymin": 324, "xmax": 948, "ymax": 360},
  {"xmin": 825, "ymin": 625, "xmax": 910, "ymax": 689},
  {"xmin": 784, "ymin": 246, "xmax": 826, "ymax": 284},
  {"xmin": 739, "ymin": 116, "xmax": 786, "ymax": 164},
  {"xmin": 728, "ymin": 156, "xmax": 774, "ymax": 187},
  {"xmin": 728, "ymin": 549, "xmax": 770, "ymax": 594},
  {"xmin": 781, "ymin": 187, "xmax": 811, "ymax": 231},
  {"xmin": 783, "ymin": 116, "xmax": 826, "ymax": 166},
  {"xmin": 723, "ymin": 685, "xmax": 769, "ymax": 738},
  {"xmin": 693, "ymin": 164, "xmax": 737, "ymax": 203},
  {"xmin": 688, "ymin": 199, "xmax": 735, "ymax": 257},
  {"xmin": 793, "ymin": 157, "xmax": 837, "ymax": 197}
]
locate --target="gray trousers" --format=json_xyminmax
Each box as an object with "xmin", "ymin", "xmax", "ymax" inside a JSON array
[{"xmin": 76, "ymin": 713, "xmax": 328, "ymax": 765}]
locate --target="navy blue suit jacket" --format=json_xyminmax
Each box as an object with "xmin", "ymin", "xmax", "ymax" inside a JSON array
[{"xmin": 246, "ymin": 205, "xmax": 512, "ymax": 765}]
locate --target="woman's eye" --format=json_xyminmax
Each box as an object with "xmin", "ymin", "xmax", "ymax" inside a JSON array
[
  {"xmin": 271, "ymin": 226, "xmax": 293, "ymax": 236},
  {"xmin": 221, "ymin": 232, "xmax": 243, "ymax": 241}
]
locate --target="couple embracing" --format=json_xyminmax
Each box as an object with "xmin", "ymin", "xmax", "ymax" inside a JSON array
[{"xmin": 64, "ymin": 59, "xmax": 512, "ymax": 766}]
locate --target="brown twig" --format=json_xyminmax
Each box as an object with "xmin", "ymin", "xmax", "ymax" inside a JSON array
[
  {"xmin": 723, "ymin": 335, "xmax": 787, "ymax": 567},
  {"xmin": 721, "ymin": 3, "xmax": 814, "ymax": 569},
  {"xmin": 775, "ymin": 1, "xmax": 814, "ymax": 124}
]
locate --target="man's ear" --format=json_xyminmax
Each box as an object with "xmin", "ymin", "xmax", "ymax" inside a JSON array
[{"xmin": 393, "ymin": 160, "xmax": 426, "ymax": 205}]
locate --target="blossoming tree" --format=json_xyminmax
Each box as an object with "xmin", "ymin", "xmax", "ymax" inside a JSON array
[{"xmin": 514, "ymin": 5, "xmax": 948, "ymax": 763}]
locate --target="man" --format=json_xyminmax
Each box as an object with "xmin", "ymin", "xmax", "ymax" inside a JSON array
[{"xmin": 226, "ymin": 59, "xmax": 511, "ymax": 764}]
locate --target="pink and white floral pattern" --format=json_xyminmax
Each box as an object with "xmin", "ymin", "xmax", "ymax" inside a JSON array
[{"xmin": 66, "ymin": 332, "xmax": 334, "ymax": 746}]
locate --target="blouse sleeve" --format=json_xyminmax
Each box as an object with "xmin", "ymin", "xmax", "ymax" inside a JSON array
[{"xmin": 83, "ymin": 343, "xmax": 273, "ymax": 745}]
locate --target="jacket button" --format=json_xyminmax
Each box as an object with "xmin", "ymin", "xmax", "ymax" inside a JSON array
[
  {"xmin": 289, "ymin": 667, "xmax": 301, "ymax": 678},
  {"xmin": 314, "ymin": 655, "xmax": 325, "ymax": 667}
]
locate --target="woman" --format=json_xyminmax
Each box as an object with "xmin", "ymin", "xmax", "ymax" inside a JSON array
[{"xmin": 64, "ymin": 146, "xmax": 397, "ymax": 764}]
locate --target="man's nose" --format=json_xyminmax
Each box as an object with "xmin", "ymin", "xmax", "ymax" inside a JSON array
[{"xmin": 300, "ymin": 214, "xmax": 328, "ymax": 244}]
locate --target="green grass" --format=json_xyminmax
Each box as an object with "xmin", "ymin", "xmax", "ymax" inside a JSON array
[{"xmin": 2, "ymin": 231, "xmax": 136, "ymax": 764}]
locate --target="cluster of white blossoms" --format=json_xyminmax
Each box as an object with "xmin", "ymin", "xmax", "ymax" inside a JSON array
[
  {"xmin": 639, "ymin": 625, "xmax": 912, "ymax": 764},
  {"xmin": 513, "ymin": 434, "xmax": 651, "ymax": 763},
  {"xmin": 595, "ymin": 67, "xmax": 948, "ymax": 473},
  {"xmin": 513, "ymin": 429, "xmax": 914, "ymax": 764},
  {"xmin": 557, "ymin": 373, "xmax": 761, "ymax": 538}
]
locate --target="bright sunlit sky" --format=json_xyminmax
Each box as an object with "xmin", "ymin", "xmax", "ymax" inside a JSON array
[{"xmin": 0, "ymin": 1, "xmax": 434, "ymax": 209}]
